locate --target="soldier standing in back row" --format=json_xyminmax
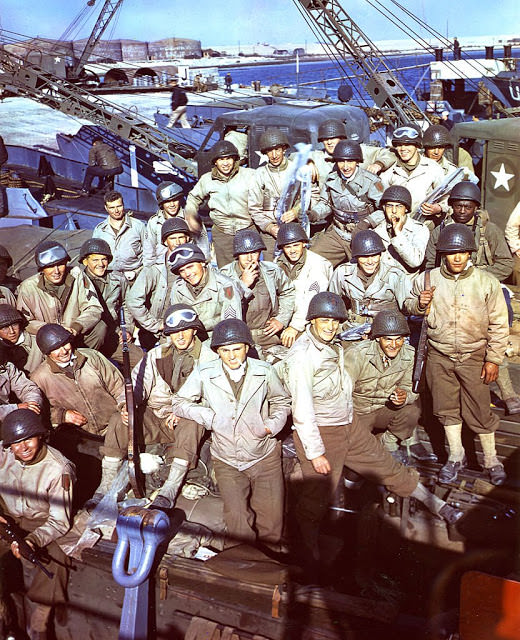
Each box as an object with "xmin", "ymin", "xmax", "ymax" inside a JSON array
[
  {"xmin": 309, "ymin": 140, "xmax": 384, "ymax": 267},
  {"xmin": 405, "ymin": 224, "xmax": 509, "ymax": 486}
]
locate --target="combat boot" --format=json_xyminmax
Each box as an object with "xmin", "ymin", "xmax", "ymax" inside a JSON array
[
  {"xmin": 438, "ymin": 458, "xmax": 466, "ymax": 484},
  {"xmin": 84, "ymin": 457, "xmax": 124, "ymax": 511},
  {"xmin": 150, "ymin": 458, "xmax": 188, "ymax": 511}
]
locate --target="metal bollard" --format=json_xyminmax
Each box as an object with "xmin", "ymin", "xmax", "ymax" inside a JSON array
[{"xmin": 112, "ymin": 506, "xmax": 171, "ymax": 640}]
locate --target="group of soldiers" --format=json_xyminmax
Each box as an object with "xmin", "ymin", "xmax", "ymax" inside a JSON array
[{"xmin": 0, "ymin": 116, "xmax": 518, "ymax": 638}]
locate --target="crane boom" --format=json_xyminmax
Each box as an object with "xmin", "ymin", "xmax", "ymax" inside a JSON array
[
  {"xmin": 69, "ymin": 0, "xmax": 124, "ymax": 80},
  {"xmin": 294, "ymin": 0, "xmax": 430, "ymax": 126},
  {"xmin": 0, "ymin": 48, "xmax": 197, "ymax": 179}
]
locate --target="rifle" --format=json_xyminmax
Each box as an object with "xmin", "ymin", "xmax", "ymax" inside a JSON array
[
  {"xmin": 413, "ymin": 167, "xmax": 465, "ymax": 223},
  {"xmin": 119, "ymin": 307, "xmax": 145, "ymax": 498},
  {"xmin": 0, "ymin": 517, "xmax": 54, "ymax": 579},
  {"xmin": 274, "ymin": 142, "xmax": 313, "ymax": 226},
  {"xmin": 412, "ymin": 269, "xmax": 432, "ymax": 393}
]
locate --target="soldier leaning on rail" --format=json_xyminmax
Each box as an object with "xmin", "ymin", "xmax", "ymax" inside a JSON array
[
  {"xmin": 274, "ymin": 223, "xmax": 333, "ymax": 348},
  {"xmin": 0, "ymin": 409, "xmax": 75, "ymax": 640},
  {"xmin": 371, "ymin": 185, "xmax": 430, "ymax": 276},
  {"xmin": 127, "ymin": 218, "xmax": 192, "ymax": 350},
  {"xmin": 309, "ymin": 140, "xmax": 385, "ymax": 267},
  {"xmin": 309, "ymin": 118, "xmax": 396, "ymax": 189},
  {"xmin": 276, "ymin": 293, "xmax": 462, "ymax": 572},
  {"xmin": 380, "ymin": 124, "xmax": 446, "ymax": 223},
  {"xmin": 248, "ymin": 128, "xmax": 308, "ymax": 260},
  {"xmin": 92, "ymin": 190, "xmax": 147, "ymax": 294},
  {"xmin": 0, "ymin": 305, "xmax": 43, "ymax": 375},
  {"xmin": 424, "ymin": 182, "xmax": 519, "ymax": 415},
  {"xmin": 122, "ymin": 304, "xmax": 218, "ymax": 511},
  {"xmin": 172, "ymin": 319, "xmax": 291, "ymax": 549},
  {"xmin": 220, "ymin": 229, "xmax": 295, "ymax": 354},
  {"xmin": 344, "ymin": 310, "xmax": 435, "ymax": 466},
  {"xmin": 16, "ymin": 240, "xmax": 105, "ymax": 350},
  {"xmin": 404, "ymin": 224, "xmax": 509, "ymax": 487},
  {"xmin": 184, "ymin": 140, "xmax": 256, "ymax": 268},
  {"xmin": 143, "ymin": 181, "xmax": 203, "ymax": 267},
  {"xmin": 168, "ymin": 243, "xmax": 243, "ymax": 336},
  {"xmin": 79, "ymin": 238, "xmax": 142, "ymax": 369}
]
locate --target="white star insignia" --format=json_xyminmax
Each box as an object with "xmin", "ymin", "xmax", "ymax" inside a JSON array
[
  {"xmin": 54, "ymin": 57, "xmax": 61, "ymax": 63},
  {"xmin": 490, "ymin": 163, "xmax": 514, "ymax": 192}
]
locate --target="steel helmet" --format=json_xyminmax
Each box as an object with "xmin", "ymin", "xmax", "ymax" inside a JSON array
[
  {"xmin": 448, "ymin": 182, "xmax": 481, "ymax": 206},
  {"xmin": 317, "ymin": 119, "xmax": 347, "ymax": 142},
  {"xmin": 391, "ymin": 124, "xmax": 423, "ymax": 148},
  {"xmin": 277, "ymin": 223, "xmax": 309, "ymax": 246},
  {"xmin": 34, "ymin": 240, "xmax": 70, "ymax": 270},
  {"xmin": 351, "ymin": 230, "xmax": 386, "ymax": 258},
  {"xmin": 0, "ymin": 304, "xmax": 25, "ymax": 330},
  {"xmin": 161, "ymin": 217, "xmax": 191, "ymax": 244},
  {"xmin": 36, "ymin": 323, "xmax": 73, "ymax": 355},
  {"xmin": 0, "ymin": 245, "xmax": 13, "ymax": 268},
  {"xmin": 437, "ymin": 223, "xmax": 476, "ymax": 253},
  {"xmin": 233, "ymin": 229, "xmax": 266, "ymax": 256},
  {"xmin": 163, "ymin": 304, "xmax": 205, "ymax": 335},
  {"xmin": 156, "ymin": 181, "xmax": 184, "ymax": 206},
  {"xmin": 168, "ymin": 243, "xmax": 206, "ymax": 274},
  {"xmin": 306, "ymin": 292, "xmax": 347, "ymax": 321},
  {"xmin": 211, "ymin": 319, "xmax": 253, "ymax": 350},
  {"xmin": 331, "ymin": 140, "xmax": 363, "ymax": 163},
  {"xmin": 370, "ymin": 310, "xmax": 410, "ymax": 338},
  {"xmin": 259, "ymin": 128, "xmax": 289, "ymax": 153},
  {"xmin": 211, "ymin": 140, "xmax": 239, "ymax": 163},
  {"xmin": 423, "ymin": 124, "xmax": 452, "ymax": 148},
  {"xmin": 380, "ymin": 185, "xmax": 412, "ymax": 212},
  {"xmin": 79, "ymin": 238, "xmax": 113, "ymax": 263},
  {"xmin": 2, "ymin": 409, "xmax": 47, "ymax": 447}
]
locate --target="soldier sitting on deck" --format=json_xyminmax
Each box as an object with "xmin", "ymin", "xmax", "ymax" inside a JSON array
[
  {"xmin": 0, "ymin": 409, "xmax": 75, "ymax": 640},
  {"xmin": 168, "ymin": 243, "xmax": 242, "ymax": 336},
  {"xmin": 309, "ymin": 140, "xmax": 385, "ymax": 267},
  {"xmin": 220, "ymin": 229, "xmax": 295, "ymax": 355},
  {"xmin": 17, "ymin": 240, "xmax": 105, "ymax": 350},
  {"xmin": 0, "ymin": 344, "xmax": 42, "ymax": 423}
]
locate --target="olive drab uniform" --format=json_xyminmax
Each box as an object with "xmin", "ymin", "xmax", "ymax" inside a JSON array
[
  {"xmin": 169, "ymin": 266, "xmax": 243, "ymax": 335},
  {"xmin": 0, "ymin": 361, "xmax": 42, "ymax": 421},
  {"xmin": 344, "ymin": 339, "xmax": 419, "ymax": 450},
  {"xmin": 328, "ymin": 262, "xmax": 412, "ymax": 329},
  {"xmin": 309, "ymin": 167, "xmax": 384, "ymax": 266},
  {"xmin": 373, "ymin": 215, "xmax": 430, "ymax": 275},
  {"xmin": 220, "ymin": 260, "xmax": 296, "ymax": 350},
  {"xmin": 143, "ymin": 207, "xmax": 188, "ymax": 267}
]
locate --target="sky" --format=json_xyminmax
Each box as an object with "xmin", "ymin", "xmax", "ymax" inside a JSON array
[{"xmin": 1, "ymin": 0, "xmax": 519, "ymax": 47}]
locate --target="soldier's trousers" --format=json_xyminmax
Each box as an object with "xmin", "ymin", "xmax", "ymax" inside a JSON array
[
  {"xmin": 354, "ymin": 402, "xmax": 420, "ymax": 442},
  {"xmin": 309, "ymin": 225, "xmax": 351, "ymax": 267},
  {"xmin": 293, "ymin": 421, "xmax": 419, "ymax": 544},
  {"xmin": 212, "ymin": 443, "xmax": 284, "ymax": 547},
  {"xmin": 101, "ymin": 407, "xmax": 204, "ymax": 467},
  {"xmin": 0, "ymin": 516, "xmax": 68, "ymax": 607},
  {"xmin": 426, "ymin": 348, "xmax": 499, "ymax": 434}
]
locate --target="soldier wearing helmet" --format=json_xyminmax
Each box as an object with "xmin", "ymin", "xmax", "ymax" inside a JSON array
[
  {"xmin": 422, "ymin": 124, "xmax": 475, "ymax": 178},
  {"xmin": 184, "ymin": 139, "xmax": 256, "ymax": 267},
  {"xmin": 380, "ymin": 124, "xmax": 446, "ymax": 221},
  {"xmin": 328, "ymin": 230, "xmax": 412, "ymax": 333},
  {"xmin": 424, "ymin": 183, "xmax": 517, "ymax": 415},
  {"xmin": 0, "ymin": 409, "xmax": 75, "ymax": 638},
  {"xmin": 0, "ymin": 244, "xmax": 20, "ymax": 294},
  {"xmin": 127, "ymin": 217, "xmax": 194, "ymax": 349},
  {"xmin": 169, "ymin": 243, "xmax": 242, "ymax": 335},
  {"xmin": 143, "ymin": 181, "xmax": 197, "ymax": 267},
  {"xmin": 0, "ymin": 304, "xmax": 43, "ymax": 374},
  {"xmin": 0, "ymin": 336, "xmax": 42, "ymax": 422},
  {"xmin": 172, "ymin": 318, "xmax": 290, "ymax": 547},
  {"xmin": 343, "ymin": 310, "xmax": 431, "ymax": 465},
  {"xmin": 277, "ymin": 292, "xmax": 462, "ymax": 573},
  {"xmin": 116, "ymin": 304, "xmax": 218, "ymax": 511},
  {"xmin": 16, "ymin": 240, "xmax": 105, "ymax": 349},
  {"xmin": 79, "ymin": 238, "xmax": 142, "ymax": 367},
  {"xmin": 372, "ymin": 185, "xmax": 430, "ymax": 274},
  {"xmin": 220, "ymin": 229, "xmax": 295, "ymax": 352},
  {"xmin": 309, "ymin": 139, "xmax": 385, "ymax": 267},
  {"xmin": 249, "ymin": 128, "xmax": 305, "ymax": 260},
  {"xmin": 274, "ymin": 223, "xmax": 333, "ymax": 348},
  {"xmin": 405, "ymin": 224, "xmax": 509, "ymax": 487}
]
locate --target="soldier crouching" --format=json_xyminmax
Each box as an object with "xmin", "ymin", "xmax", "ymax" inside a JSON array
[{"xmin": 0, "ymin": 409, "xmax": 75, "ymax": 639}]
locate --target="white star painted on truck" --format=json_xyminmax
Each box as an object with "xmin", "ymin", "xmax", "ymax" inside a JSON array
[{"xmin": 490, "ymin": 163, "xmax": 514, "ymax": 192}]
